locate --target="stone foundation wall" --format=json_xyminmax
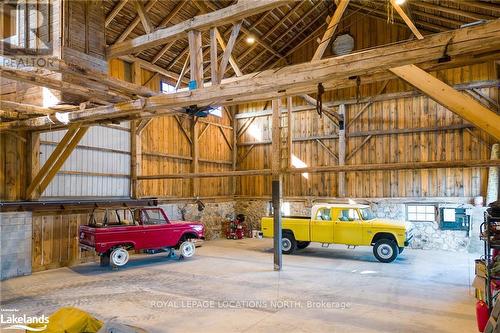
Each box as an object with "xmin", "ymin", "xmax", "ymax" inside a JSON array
[
  {"xmin": 0, "ymin": 212, "xmax": 32, "ymax": 280},
  {"xmin": 234, "ymin": 198, "xmax": 484, "ymax": 253},
  {"xmin": 160, "ymin": 201, "xmax": 235, "ymax": 240}
]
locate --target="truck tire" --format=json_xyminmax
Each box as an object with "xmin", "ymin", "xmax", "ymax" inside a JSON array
[
  {"xmin": 373, "ymin": 239, "xmax": 398, "ymax": 263},
  {"xmin": 110, "ymin": 247, "xmax": 130, "ymax": 267},
  {"xmin": 296, "ymin": 241, "xmax": 310, "ymax": 250},
  {"xmin": 179, "ymin": 241, "xmax": 196, "ymax": 258},
  {"xmin": 282, "ymin": 232, "xmax": 297, "ymax": 254},
  {"xmin": 100, "ymin": 254, "xmax": 110, "ymax": 267}
]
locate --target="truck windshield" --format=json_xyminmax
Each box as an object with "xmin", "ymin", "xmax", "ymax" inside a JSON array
[{"xmin": 360, "ymin": 208, "xmax": 375, "ymax": 220}]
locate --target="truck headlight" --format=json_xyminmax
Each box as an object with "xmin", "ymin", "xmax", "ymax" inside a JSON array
[{"xmin": 193, "ymin": 225, "xmax": 203, "ymax": 232}]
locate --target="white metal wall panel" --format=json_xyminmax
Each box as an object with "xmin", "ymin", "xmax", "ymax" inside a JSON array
[{"xmin": 39, "ymin": 124, "xmax": 131, "ymax": 198}]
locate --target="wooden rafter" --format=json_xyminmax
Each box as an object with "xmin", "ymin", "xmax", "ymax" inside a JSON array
[
  {"xmin": 114, "ymin": 0, "xmax": 158, "ymax": 44},
  {"xmin": 390, "ymin": 0, "xmax": 423, "ymax": 40},
  {"xmin": 390, "ymin": 64, "xmax": 500, "ymax": 141},
  {"xmin": 108, "ymin": 0, "xmax": 290, "ymax": 58},
  {"xmin": 133, "ymin": 0, "xmax": 154, "ymax": 34},
  {"xmin": 234, "ymin": 1, "xmax": 304, "ymax": 64},
  {"xmin": 312, "ymin": 0, "xmax": 350, "ymax": 61},
  {"xmin": 348, "ymin": 2, "xmax": 446, "ymax": 33},
  {"xmin": 411, "ymin": 2, "xmax": 496, "ymax": 22},
  {"xmin": 149, "ymin": 1, "xmax": 187, "ymax": 64},
  {"xmin": 105, "ymin": 0, "xmax": 129, "ymax": 27}
]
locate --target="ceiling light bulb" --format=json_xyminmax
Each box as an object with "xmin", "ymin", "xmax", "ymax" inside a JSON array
[
  {"xmin": 395, "ymin": 0, "xmax": 406, "ymax": 5},
  {"xmin": 246, "ymin": 36, "xmax": 255, "ymax": 44}
]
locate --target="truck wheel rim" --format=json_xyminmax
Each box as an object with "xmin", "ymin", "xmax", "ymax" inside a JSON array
[
  {"xmin": 282, "ymin": 238, "xmax": 292, "ymax": 251},
  {"xmin": 377, "ymin": 244, "xmax": 393, "ymax": 259},
  {"xmin": 111, "ymin": 248, "xmax": 129, "ymax": 266},
  {"xmin": 180, "ymin": 242, "xmax": 195, "ymax": 258}
]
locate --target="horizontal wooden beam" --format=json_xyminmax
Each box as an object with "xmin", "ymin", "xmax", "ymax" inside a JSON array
[
  {"xmin": 4, "ymin": 20, "xmax": 500, "ymax": 130},
  {"xmin": 142, "ymin": 151, "xmax": 232, "ymax": 165},
  {"xmin": 107, "ymin": 0, "xmax": 290, "ymax": 58},
  {"xmin": 234, "ymin": 79, "xmax": 500, "ymax": 119},
  {"xmin": 138, "ymin": 159, "xmax": 500, "ymax": 179},
  {"xmin": 237, "ymin": 124, "xmax": 475, "ymax": 146}
]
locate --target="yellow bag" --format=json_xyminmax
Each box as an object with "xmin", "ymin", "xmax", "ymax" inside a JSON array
[{"xmin": 29, "ymin": 307, "xmax": 103, "ymax": 333}]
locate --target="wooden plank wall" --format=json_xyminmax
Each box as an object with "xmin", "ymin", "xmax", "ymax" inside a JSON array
[
  {"xmin": 236, "ymin": 13, "xmax": 497, "ymax": 198},
  {"xmin": 109, "ymin": 58, "xmax": 233, "ymax": 199},
  {"xmin": 32, "ymin": 212, "xmax": 97, "ymax": 272},
  {"xmin": 140, "ymin": 113, "xmax": 233, "ymax": 198},
  {"xmin": 0, "ymin": 133, "xmax": 27, "ymax": 201}
]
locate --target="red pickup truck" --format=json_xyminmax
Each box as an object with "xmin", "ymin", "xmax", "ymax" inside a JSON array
[{"xmin": 79, "ymin": 207, "xmax": 204, "ymax": 268}]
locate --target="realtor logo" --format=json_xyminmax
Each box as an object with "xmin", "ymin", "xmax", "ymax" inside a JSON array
[
  {"xmin": 1, "ymin": 308, "xmax": 49, "ymax": 332},
  {"xmin": 1, "ymin": 0, "xmax": 56, "ymax": 69}
]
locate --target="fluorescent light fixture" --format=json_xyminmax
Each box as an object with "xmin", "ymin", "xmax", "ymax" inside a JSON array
[
  {"xmin": 291, "ymin": 154, "xmax": 309, "ymax": 179},
  {"xmin": 55, "ymin": 112, "xmax": 70, "ymax": 124},
  {"xmin": 348, "ymin": 198, "xmax": 357, "ymax": 205}
]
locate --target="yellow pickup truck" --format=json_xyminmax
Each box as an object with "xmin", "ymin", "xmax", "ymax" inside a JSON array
[{"xmin": 261, "ymin": 204, "xmax": 413, "ymax": 263}]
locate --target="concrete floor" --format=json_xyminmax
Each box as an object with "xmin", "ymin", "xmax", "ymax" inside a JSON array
[{"xmin": 1, "ymin": 239, "xmax": 477, "ymax": 333}]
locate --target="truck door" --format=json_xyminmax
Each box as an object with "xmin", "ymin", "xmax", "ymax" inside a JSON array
[
  {"xmin": 310, "ymin": 207, "xmax": 334, "ymax": 243},
  {"xmin": 333, "ymin": 208, "xmax": 363, "ymax": 245},
  {"xmin": 140, "ymin": 209, "xmax": 176, "ymax": 248}
]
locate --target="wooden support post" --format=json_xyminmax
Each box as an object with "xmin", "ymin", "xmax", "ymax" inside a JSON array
[
  {"xmin": 209, "ymin": 28, "xmax": 219, "ymax": 85},
  {"xmin": 338, "ymin": 104, "xmax": 346, "ymax": 197},
  {"xmin": 287, "ymin": 96, "xmax": 293, "ymax": 168},
  {"xmin": 231, "ymin": 106, "xmax": 238, "ymax": 196},
  {"xmin": 26, "ymin": 131, "xmax": 40, "ymax": 188},
  {"xmin": 271, "ymin": 98, "xmax": 282, "ymax": 271},
  {"xmin": 131, "ymin": 120, "xmax": 142, "ymax": 198},
  {"xmin": 188, "ymin": 30, "xmax": 204, "ymax": 88},
  {"xmin": 132, "ymin": 61, "xmax": 142, "ymax": 85},
  {"xmin": 191, "ymin": 118, "xmax": 200, "ymax": 197}
]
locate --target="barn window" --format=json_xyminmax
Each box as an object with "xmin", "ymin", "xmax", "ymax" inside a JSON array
[
  {"xmin": 406, "ymin": 205, "xmax": 436, "ymax": 222},
  {"xmin": 208, "ymin": 106, "xmax": 222, "ymax": 118},
  {"xmin": 281, "ymin": 202, "xmax": 291, "ymax": 216},
  {"xmin": 160, "ymin": 81, "xmax": 176, "ymax": 94}
]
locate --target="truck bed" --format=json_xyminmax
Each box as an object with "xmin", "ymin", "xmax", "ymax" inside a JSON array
[{"xmin": 261, "ymin": 216, "xmax": 311, "ymax": 241}]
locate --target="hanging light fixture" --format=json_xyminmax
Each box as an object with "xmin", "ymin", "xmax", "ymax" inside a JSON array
[{"xmin": 245, "ymin": 35, "xmax": 255, "ymax": 45}]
